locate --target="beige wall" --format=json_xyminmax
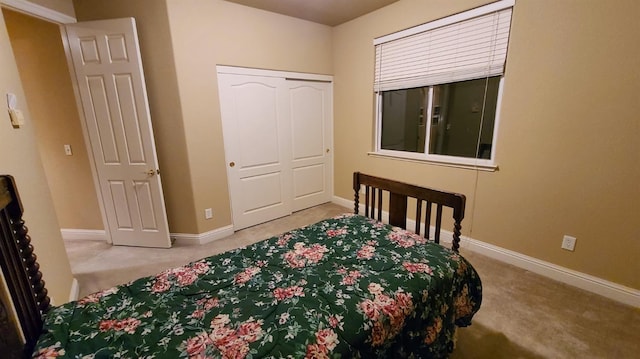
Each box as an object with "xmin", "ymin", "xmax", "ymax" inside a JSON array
[
  {"xmin": 2, "ymin": 0, "xmax": 634, "ymax": 323},
  {"xmin": 69, "ymin": 0, "xmax": 639, "ymax": 291},
  {"xmin": 74, "ymin": 0, "xmax": 333, "ymax": 234},
  {"xmin": 0, "ymin": 8, "xmax": 73, "ymax": 304},
  {"xmin": 4, "ymin": 9, "xmax": 102, "ymax": 230},
  {"xmin": 74, "ymin": 0, "xmax": 198, "ymax": 233},
  {"xmin": 333, "ymin": 0, "xmax": 640, "ymax": 289},
  {"xmin": 165, "ymin": 0, "xmax": 333, "ymax": 233}
]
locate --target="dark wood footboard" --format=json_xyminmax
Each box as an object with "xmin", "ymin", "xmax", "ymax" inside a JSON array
[
  {"xmin": 353, "ymin": 172, "xmax": 466, "ymax": 252},
  {"xmin": 0, "ymin": 175, "xmax": 50, "ymax": 357}
]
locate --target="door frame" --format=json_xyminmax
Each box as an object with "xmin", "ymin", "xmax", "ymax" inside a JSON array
[
  {"xmin": 1, "ymin": 1, "xmax": 116, "ymax": 243},
  {"xmin": 0, "ymin": 0, "xmax": 75, "ymax": 23},
  {"xmin": 59, "ymin": 25, "xmax": 112, "ymax": 243},
  {"xmin": 217, "ymin": 65, "xmax": 334, "ymax": 82}
]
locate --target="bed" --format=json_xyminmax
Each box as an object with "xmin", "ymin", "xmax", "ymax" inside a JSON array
[{"xmin": 0, "ymin": 172, "xmax": 481, "ymax": 358}]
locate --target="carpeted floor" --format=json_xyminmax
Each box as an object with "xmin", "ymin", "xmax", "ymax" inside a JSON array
[{"xmin": 64, "ymin": 203, "xmax": 640, "ymax": 358}]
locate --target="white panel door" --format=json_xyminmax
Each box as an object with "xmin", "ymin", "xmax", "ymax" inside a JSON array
[
  {"xmin": 287, "ymin": 80, "xmax": 333, "ymax": 211},
  {"xmin": 66, "ymin": 18, "xmax": 171, "ymax": 248},
  {"xmin": 218, "ymin": 74, "xmax": 292, "ymax": 230}
]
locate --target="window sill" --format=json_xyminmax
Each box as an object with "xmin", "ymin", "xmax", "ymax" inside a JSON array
[{"xmin": 367, "ymin": 151, "xmax": 499, "ymax": 172}]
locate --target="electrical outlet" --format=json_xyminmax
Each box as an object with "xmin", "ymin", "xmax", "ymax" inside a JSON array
[
  {"xmin": 561, "ymin": 235, "xmax": 576, "ymax": 251},
  {"xmin": 204, "ymin": 208, "xmax": 213, "ymax": 219},
  {"xmin": 64, "ymin": 144, "xmax": 73, "ymax": 156}
]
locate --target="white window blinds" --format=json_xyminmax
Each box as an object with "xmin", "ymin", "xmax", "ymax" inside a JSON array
[{"xmin": 374, "ymin": 2, "xmax": 513, "ymax": 92}]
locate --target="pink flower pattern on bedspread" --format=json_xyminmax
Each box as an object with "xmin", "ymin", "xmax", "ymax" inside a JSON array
[{"xmin": 33, "ymin": 214, "xmax": 482, "ymax": 358}]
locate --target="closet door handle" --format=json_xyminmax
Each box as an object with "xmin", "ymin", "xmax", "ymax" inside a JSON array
[{"xmin": 229, "ymin": 162, "xmax": 235, "ymax": 167}]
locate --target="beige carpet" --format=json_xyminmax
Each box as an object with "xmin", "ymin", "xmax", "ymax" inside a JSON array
[{"xmin": 64, "ymin": 203, "xmax": 640, "ymax": 358}]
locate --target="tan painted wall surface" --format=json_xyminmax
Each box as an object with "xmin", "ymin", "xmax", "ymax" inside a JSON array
[
  {"xmin": 0, "ymin": 8, "xmax": 73, "ymax": 304},
  {"xmin": 74, "ymin": 0, "xmax": 198, "ymax": 233},
  {"xmin": 332, "ymin": 0, "xmax": 640, "ymax": 289},
  {"xmin": 4, "ymin": 9, "xmax": 102, "ymax": 230},
  {"xmin": 68, "ymin": 0, "xmax": 638, "ymax": 290},
  {"xmin": 165, "ymin": 0, "xmax": 333, "ymax": 233},
  {"xmin": 74, "ymin": 0, "xmax": 333, "ymax": 234}
]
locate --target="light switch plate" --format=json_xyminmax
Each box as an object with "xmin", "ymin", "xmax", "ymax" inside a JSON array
[{"xmin": 9, "ymin": 109, "xmax": 24, "ymax": 126}]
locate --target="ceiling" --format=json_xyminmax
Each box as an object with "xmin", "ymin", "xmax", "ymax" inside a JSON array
[{"xmin": 224, "ymin": 0, "xmax": 400, "ymax": 26}]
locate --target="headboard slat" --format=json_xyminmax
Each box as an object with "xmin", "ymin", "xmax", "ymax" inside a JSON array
[
  {"xmin": 364, "ymin": 186, "xmax": 370, "ymax": 217},
  {"xmin": 435, "ymin": 204, "xmax": 443, "ymax": 243},
  {"xmin": 376, "ymin": 189, "xmax": 383, "ymax": 221},
  {"xmin": 389, "ymin": 192, "xmax": 407, "ymax": 229},
  {"xmin": 425, "ymin": 202, "xmax": 432, "ymax": 240},
  {"xmin": 415, "ymin": 199, "xmax": 422, "ymax": 234}
]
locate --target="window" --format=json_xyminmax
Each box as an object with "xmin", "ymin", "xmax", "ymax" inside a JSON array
[{"xmin": 373, "ymin": 0, "xmax": 514, "ymax": 168}]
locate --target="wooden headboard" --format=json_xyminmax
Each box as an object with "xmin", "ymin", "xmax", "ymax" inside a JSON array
[
  {"xmin": 353, "ymin": 172, "xmax": 466, "ymax": 252},
  {"xmin": 0, "ymin": 175, "xmax": 50, "ymax": 357}
]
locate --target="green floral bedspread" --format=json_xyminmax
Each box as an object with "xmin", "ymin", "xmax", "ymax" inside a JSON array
[{"xmin": 33, "ymin": 214, "xmax": 482, "ymax": 358}]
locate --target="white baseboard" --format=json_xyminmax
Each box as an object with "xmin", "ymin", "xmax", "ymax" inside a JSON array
[
  {"xmin": 61, "ymin": 229, "xmax": 106, "ymax": 241},
  {"xmin": 171, "ymin": 225, "xmax": 234, "ymax": 246},
  {"xmin": 68, "ymin": 277, "xmax": 79, "ymax": 302},
  {"xmin": 458, "ymin": 235, "xmax": 640, "ymax": 308},
  {"xmin": 333, "ymin": 195, "xmax": 365, "ymax": 214},
  {"xmin": 61, "ymin": 226, "xmax": 236, "ymax": 246},
  {"xmin": 332, "ymin": 195, "xmax": 639, "ymax": 308}
]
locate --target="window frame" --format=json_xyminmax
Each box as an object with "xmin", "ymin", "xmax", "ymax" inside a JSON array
[
  {"xmin": 371, "ymin": 0, "xmax": 514, "ymax": 171},
  {"xmin": 373, "ymin": 76, "xmax": 505, "ymax": 171}
]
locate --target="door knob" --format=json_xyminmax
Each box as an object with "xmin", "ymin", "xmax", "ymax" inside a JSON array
[
  {"xmin": 229, "ymin": 162, "xmax": 235, "ymax": 167},
  {"xmin": 326, "ymin": 149, "xmax": 330, "ymax": 153},
  {"xmin": 145, "ymin": 169, "xmax": 157, "ymax": 177}
]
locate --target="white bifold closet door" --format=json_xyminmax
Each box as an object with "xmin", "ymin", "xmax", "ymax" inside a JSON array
[{"xmin": 217, "ymin": 67, "xmax": 333, "ymax": 230}]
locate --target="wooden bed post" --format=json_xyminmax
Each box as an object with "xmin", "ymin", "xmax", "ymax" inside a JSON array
[
  {"xmin": 0, "ymin": 175, "xmax": 51, "ymax": 356},
  {"xmin": 353, "ymin": 172, "xmax": 360, "ymax": 214},
  {"xmin": 452, "ymin": 204, "xmax": 465, "ymax": 252}
]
